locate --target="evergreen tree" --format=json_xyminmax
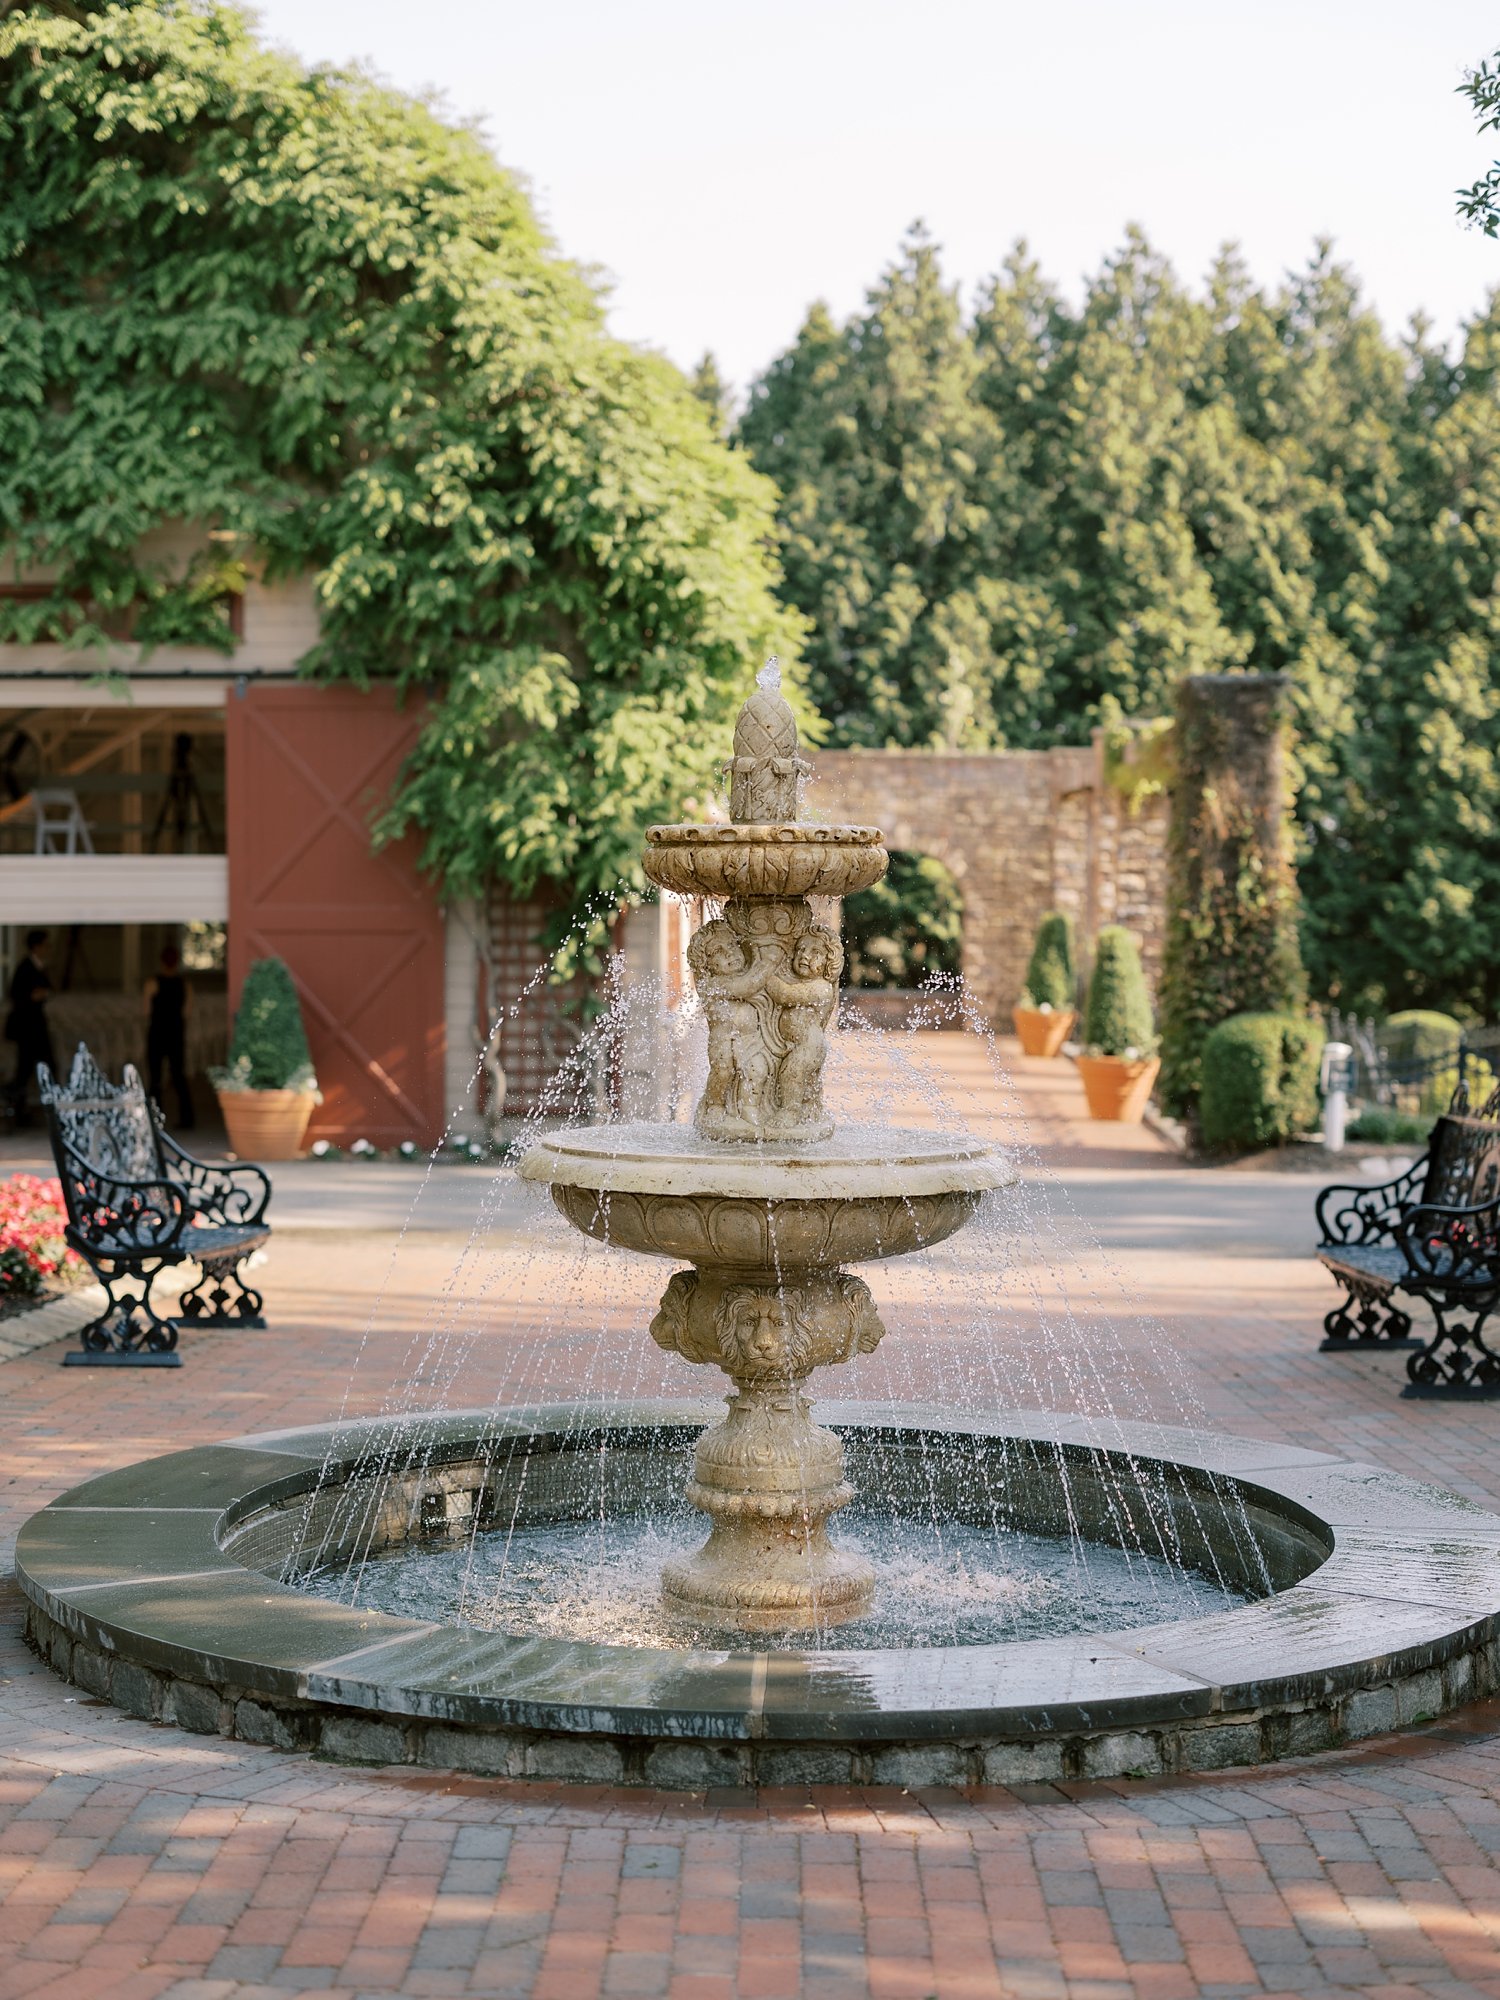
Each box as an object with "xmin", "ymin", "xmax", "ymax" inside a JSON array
[
  {"xmin": 690, "ymin": 352, "xmax": 732, "ymax": 434},
  {"xmin": 742, "ymin": 227, "xmax": 1500, "ymax": 1017},
  {"xmin": 739, "ymin": 225, "xmax": 1003, "ymax": 749}
]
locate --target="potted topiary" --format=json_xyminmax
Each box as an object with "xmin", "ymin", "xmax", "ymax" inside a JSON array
[
  {"xmin": 1012, "ymin": 911, "xmax": 1077, "ymax": 1058},
  {"xmin": 1077, "ymin": 926, "xmax": 1159, "ymax": 1122},
  {"xmin": 211, "ymin": 957, "xmax": 320, "ymax": 1161}
]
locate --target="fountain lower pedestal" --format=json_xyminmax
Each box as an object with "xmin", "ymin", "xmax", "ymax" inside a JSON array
[
  {"xmin": 647, "ymin": 1263, "xmax": 886, "ymax": 1631},
  {"xmin": 662, "ymin": 1384, "xmax": 873, "ymax": 1630}
]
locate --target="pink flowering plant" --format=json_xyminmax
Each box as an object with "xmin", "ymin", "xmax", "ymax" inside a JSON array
[{"xmin": 0, "ymin": 1173, "xmax": 81, "ymax": 1299}]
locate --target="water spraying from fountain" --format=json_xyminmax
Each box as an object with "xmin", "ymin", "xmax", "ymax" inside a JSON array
[{"xmin": 519, "ymin": 668, "xmax": 1010, "ymax": 1629}]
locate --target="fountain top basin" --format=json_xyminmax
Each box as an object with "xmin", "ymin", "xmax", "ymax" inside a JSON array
[{"xmin": 643, "ymin": 820, "xmax": 886, "ymax": 901}]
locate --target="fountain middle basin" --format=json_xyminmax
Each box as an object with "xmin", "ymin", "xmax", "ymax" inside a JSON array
[
  {"xmin": 520, "ymin": 1124, "xmax": 1012, "ymax": 1630},
  {"xmin": 21, "ymin": 1403, "xmax": 1500, "ymax": 1787}
]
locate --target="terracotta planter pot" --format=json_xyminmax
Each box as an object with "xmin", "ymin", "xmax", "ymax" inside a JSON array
[
  {"xmin": 1077, "ymin": 1053, "xmax": 1161, "ymax": 1124},
  {"xmin": 1012, "ymin": 1006, "xmax": 1075, "ymax": 1059},
  {"xmin": 215, "ymin": 1089, "xmax": 315, "ymax": 1162}
]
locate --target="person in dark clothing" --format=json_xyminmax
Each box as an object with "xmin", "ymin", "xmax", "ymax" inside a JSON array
[
  {"xmin": 5, "ymin": 929, "xmax": 55, "ymax": 1125},
  {"xmin": 144, "ymin": 943, "xmax": 194, "ymax": 1128}
]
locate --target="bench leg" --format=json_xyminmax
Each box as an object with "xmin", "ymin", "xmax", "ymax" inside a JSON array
[
  {"xmin": 1320, "ymin": 1273, "xmax": 1421, "ymax": 1351},
  {"xmin": 1404, "ymin": 1301, "xmax": 1500, "ymax": 1398},
  {"xmin": 64, "ymin": 1257, "xmax": 182, "ymax": 1368},
  {"xmin": 174, "ymin": 1252, "xmax": 265, "ymax": 1331}
]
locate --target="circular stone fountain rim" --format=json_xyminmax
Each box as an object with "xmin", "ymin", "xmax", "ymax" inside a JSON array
[
  {"xmin": 517, "ymin": 1126, "xmax": 1016, "ymax": 1200},
  {"xmin": 18, "ymin": 1402, "xmax": 1500, "ymax": 1757}
]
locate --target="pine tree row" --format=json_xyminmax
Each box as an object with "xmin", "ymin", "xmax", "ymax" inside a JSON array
[{"xmin": 736, "ymin": 227, "xmax": 1500, "ymax": 1018}]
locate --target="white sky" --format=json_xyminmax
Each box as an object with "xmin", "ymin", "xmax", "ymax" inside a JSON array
[{"xmin": 250, "ymin": 0, "xmax": 1500, "ymax": 395}]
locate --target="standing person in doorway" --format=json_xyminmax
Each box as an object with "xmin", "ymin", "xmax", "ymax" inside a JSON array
[
  {"xmin": 4, "ymin": 929, "xmax": 55, "ymax": 1126},
  {"xmin": 144, "ymin": 943, "xmax": 194, "ymax": 1128}
]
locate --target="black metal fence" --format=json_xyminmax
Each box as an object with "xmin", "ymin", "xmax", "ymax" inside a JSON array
[{"xmin": 1325, "ymin": 1011, "xmax": 1500, "ymax": 1112}]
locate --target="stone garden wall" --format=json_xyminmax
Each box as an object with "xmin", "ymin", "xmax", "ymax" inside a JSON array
[
  {"xmin": 809, "ymin": 739, "xmax": 1169, "ymax": 1021},
  {"xmin": 487, "ymin": 737, "xmax": 1170, "ymax": 1113}
]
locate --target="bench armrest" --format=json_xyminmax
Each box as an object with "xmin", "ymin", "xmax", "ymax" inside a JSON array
[
  {"xmin": 1397, "ymin": 1197, "xmax": 1500, "ymax": 1287},
  {"xmin": 156, "ymin": 1129, "xmax": 271, "ymax": 1226},
  {"xmin": 58, "ymin": 1151, "xmax": 190, "ymax": 1255},
  {"xmin": 1316, "ymin": 1156, "xmax": 1427, "ymax": 1244}
]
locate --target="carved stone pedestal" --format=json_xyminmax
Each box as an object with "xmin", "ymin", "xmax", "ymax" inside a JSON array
[
  {"xmin": 662, "ymin": 1385, "xmax": 872, "ymax": 1630},
  {"xmin": 650, "ymin": 1265, "xmax": 884, "ymax": 1630}
]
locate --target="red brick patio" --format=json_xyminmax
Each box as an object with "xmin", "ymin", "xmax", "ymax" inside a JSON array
[{"xmin": 3, "ymin": 1040, "xmax": 1500, "ymax": 1999}]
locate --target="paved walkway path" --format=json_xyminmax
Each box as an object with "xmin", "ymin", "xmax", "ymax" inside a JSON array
[{"xmin": 5, "ymin": 1038, "xmax": 1499, "ymax": 1999}]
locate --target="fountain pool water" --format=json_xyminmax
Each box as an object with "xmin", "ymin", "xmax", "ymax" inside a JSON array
[
  {"xmin": 18, "ymin": 668, "xmax": 1500, "ymax": 1785},
  {"xmin": 303, "ymin": 1504, "xmax": 1248, "ymax": 1651}
]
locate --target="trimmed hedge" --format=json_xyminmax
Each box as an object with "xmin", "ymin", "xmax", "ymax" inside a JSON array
[
  {"xmin": 1346, "ymin": 1107, "xmax": 1433, "ymax": 1147},
  {"xmin": 1082, "ymin": 927, "xmax": 1155, "ymax": 1058},
  {"xmin": 1021, "ymin": 911, "xmax": 1076, "ymax": 1011},
  {"xmin": 1199, "ymin": 1013, "xmax": 1325, "ymax": 1153},
  {"xmin": 220, "ymin": 957, "xmax": 317, "ymax": 1093},
  {"xmin": 1382, "ymin": 1010, "xmax": 1462, "ymax": 1066}
]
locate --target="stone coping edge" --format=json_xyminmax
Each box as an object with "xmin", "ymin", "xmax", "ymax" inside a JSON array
[{"xmin": 17, "ymin": 1403, "xmax": 1500, "ymax": 1788}]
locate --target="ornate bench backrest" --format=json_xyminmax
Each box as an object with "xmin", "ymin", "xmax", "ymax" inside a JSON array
[
  {"xmin": 37, "ymin": 1044, "xmax": 162, "ymax": 1189},
  {"xmin": 1421, "ymin": 1087, "xmax": 1500, "ymax": 1213}
]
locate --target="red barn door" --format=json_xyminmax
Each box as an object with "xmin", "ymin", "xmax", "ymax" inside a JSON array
[{"xmin": 225, "ymin": 683, "xmax": 444, "ymax": 1147}]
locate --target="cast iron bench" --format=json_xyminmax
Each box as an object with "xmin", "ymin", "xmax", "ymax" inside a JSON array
[
  {"xmin": 38, "ymin": 1044, "xmax": 271, "ymax": 1367},
  {"xmin": 1315, "ymin": 1081, "xmax": 1500, "ymax": 1397}
]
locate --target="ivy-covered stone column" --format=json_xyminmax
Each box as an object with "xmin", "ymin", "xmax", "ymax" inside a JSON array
[{"xmin": 1157, "ymin": 674, "xmax": 1305, "ymax": 1121}]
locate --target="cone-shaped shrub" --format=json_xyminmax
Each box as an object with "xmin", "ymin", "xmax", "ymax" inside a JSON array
[
  {"xmin": 1021, "ymin": 911, "xmax": 1076, "ymax": 1010},
  {"xmin": 220, "ymin": 958, "xmax": 317, "ymax": 1093},
  {"xmin": 1082, "ymin": 928, "xmax": 1156, "ymax": 1057}
]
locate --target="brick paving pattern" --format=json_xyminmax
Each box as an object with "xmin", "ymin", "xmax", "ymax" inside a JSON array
[{"xmin": 3, "ymin": 1038, "xmax": 1500, "ymax": 1998}]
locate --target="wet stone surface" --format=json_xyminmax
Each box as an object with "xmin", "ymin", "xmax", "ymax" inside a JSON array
[{"xmin": 16, "ymin": 1406, "xmax": 1500, "ymax": 1781}]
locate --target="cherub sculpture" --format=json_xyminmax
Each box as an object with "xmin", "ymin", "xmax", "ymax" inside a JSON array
[
  {"xmin": 765, "ymin": 925, "xmax": 842, "ymax": 1127},
  {"xmin": 689, "ymin": 912, "xmax": 843, "ymax": 1141},
  {"xmin": 688, "ymin": 919, "xmax": 774, "ymax": 1134}
]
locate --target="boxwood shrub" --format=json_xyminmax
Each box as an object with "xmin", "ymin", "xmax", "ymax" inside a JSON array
[
  {"xmin": 1199, "ymin": 1013, "xmax": 1325, "ymax": 1153},
  {"xmin": 1020, "ymin": 911, "xmax": 1076, "ymax": 1011},
  {"xmin": 216, "ymin": 957, "xmax": 318, "ymax": 1094},
  {"xmin": 1081, "ymin": 927, "xmax": 1155, "ymax": 1058}
]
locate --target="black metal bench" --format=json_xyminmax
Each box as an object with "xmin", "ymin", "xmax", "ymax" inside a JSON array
[
  {"xmin": 38, "ymin": 1044, "xmax": 271, "ymax": 1368},
  {"xmin": 1316, "ymin": 1082, "xmax": 1500, "ymax": 1397}
]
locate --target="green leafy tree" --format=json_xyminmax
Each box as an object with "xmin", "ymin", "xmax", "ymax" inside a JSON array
[
  {"xmin": 0, "ymin": 0, "xmax": 800, "ymax": 941},
  {"xmin": 1458, "ymin": 51, "xmax": 1500, "ymax": 235},
  {"xmin": 842, "ymin": 852, "xmax": 962, "ymax": 990}
]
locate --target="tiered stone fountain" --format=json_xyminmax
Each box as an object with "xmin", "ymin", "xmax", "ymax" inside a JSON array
[
  {"xmin": 23, "ymin": 665, "xmax": 1500, "ymax": 1787},
  {"xmin": 520, "ymin": 664, "xmax": 1010, "ymax": 1630}
]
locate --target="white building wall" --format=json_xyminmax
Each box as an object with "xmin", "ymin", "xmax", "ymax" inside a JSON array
[
  {"xmin": 442, "ymin": 900, "xmax": 483, "ymax": 1140},
  {"xmin": 0, "ymin": 518, "xmax": 320, "ymax": 677}
]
